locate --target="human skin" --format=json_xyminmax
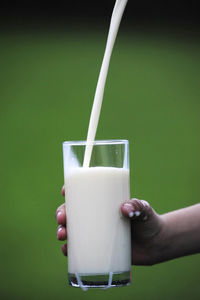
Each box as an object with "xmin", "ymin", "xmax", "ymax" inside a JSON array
[{"xmin": 56, "ymin": 187, "xmax": 200, "ymax": 265}]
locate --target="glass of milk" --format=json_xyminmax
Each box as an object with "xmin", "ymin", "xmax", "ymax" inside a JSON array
[{"xmin": 63, "ymin": 140, "xmax": 131, "ymax": 289}]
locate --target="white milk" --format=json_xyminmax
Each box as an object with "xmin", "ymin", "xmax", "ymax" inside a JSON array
[
  {"xmin": 65, "ymin": 167, "xmax": 131, "ymax": 274},
  {"xmin": 64, "ymin": 0, "xmax": 130, "ymax": 286},
  {"xmin": 83, "ymin": 0, "xmax": 128, "ymax": 167}
]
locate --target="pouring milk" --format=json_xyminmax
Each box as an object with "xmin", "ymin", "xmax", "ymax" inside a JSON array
[
  {"xmin": 83, "ymin": 0, "xmax": 128, "ymax": 167},
  {"xmin": 64, "ymin": 0, "xmax": 130, "ymax": 289}
]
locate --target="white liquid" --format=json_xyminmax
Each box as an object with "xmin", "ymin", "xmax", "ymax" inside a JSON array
[
  {"xmin": 83, "ymin": 0, "xmax": 128, "ymax": 167},
  {"xmin": 65, "ymin": 167, "xmax": 131, "ymax": 274},
  {"xmin": 64, "ymin": 0, "xmax": 130, "ymax": 286}
]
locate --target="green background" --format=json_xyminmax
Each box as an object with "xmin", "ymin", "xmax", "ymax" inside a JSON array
[{"xmin": 0, "ymin": 25, "xmax": 200, "ymax": 300}]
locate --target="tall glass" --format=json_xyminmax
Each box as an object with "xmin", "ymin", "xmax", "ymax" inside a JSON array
[{"xmin": 63, "ymin": 140, "xmax": 131, "ymax": 290}]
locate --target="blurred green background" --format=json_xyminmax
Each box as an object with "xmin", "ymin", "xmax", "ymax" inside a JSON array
[{"xmin": 0, "ymin": 18, "xmax": 200, "ymax": 300}]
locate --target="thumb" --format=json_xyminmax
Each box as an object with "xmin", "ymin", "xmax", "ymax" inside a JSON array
[
  {"xmin": 121, "ymin": 198, "xmax": 162, "ymax": 241},
  {"xmin": 121, "ymin": 198, "xmax": 153, "ymax": 221}
]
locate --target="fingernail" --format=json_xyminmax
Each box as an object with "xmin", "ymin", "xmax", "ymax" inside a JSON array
[
  {"xmin": 135, "ymin": 211, "xmax": 141, "ymax": 217},
  {"xmin": 124, "ymin": 203, "xmax": 132, "ymax": 208},
  {"xmin": 56, "ymin": 211, "xmax": 62, "ymax": 220},
  {"xmin": 129, "ymin": 211, "xmax": 134, "ymax": 218},
  {"xmin": 141, "ymin": 200, "xmax": 148, "ymax": 207},
  {"xmin": 62, "ymin": 186, "xmax": 65, "ymax": 196},
  {"xmin": 57, "ymin": 226, "xmax": 62, "ymax": 233},
  {"xmin": 57, "ymin": 226, "xmax": 63, "ymax": 238}
]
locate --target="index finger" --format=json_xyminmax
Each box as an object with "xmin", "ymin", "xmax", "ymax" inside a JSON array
[
  {"xmin": 62, "ymin": 185, "xmax": 65, "ymax": 196},
  {"xmin": 56, "ymin": 203, "xmax": 66, "ymax": 225}
]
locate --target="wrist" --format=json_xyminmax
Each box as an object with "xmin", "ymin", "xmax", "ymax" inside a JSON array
[
  {"xmin": 147, "ymin": 214, "xmax": 171, "ymax": 265},
  {"xmin": 156, "ymin": 204, "xmax": 200, "ymax": 263},
  {"xmin": 153, "ymin": 214, "xmax": 175, "ymax": 264}
]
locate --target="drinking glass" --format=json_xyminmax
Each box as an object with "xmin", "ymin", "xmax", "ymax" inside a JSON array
[{"xmin": 63, "ymin": 140, "xmax": 131, "ymax": 290}]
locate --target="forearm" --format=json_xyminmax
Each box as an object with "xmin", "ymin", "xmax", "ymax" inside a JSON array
[{"xmin": 159, "ymin": 203, "xmax": 200, "ymax": 262}]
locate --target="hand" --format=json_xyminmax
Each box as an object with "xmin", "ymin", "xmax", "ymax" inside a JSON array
[
  {"xmin": 121, "ymin": 199, "xmax": 165, "ymax": 265},
  {"xmin": 56, "ymin": 187, "xmax": 165, "ymax": 266}
]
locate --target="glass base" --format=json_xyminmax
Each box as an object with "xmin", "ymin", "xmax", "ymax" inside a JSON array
[{"xmin": 68, "ymin": 271, "xmax": 131, "ymax": 290}]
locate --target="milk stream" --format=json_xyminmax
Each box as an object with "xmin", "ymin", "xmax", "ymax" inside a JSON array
[
  {"xmin": 83, "ymin": 0, "xmax": 128, "ymax": 167},
  {"xmin": 67, "ymin": 0, "xmax": 129, "ymax": 289}
]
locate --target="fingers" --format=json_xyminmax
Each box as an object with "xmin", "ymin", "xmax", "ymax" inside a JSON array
[
  {"xmin": 56, "ymin": 187, "xmax": 67, "ymax": 256},
  {"xmin": 62, "ymin": 243, "xmax": 67, "ymax": 256},
  {"xmin": 57, "ymin": 225, "xmax": 67, "ymax": 240},
  {"xmin": 121, "ymin": 198, "xmax": 153, "ymax": 221},
  {"xmin": 56, "ymin": 203, "xmax": 66, "ymax": 225},
  {"xmin": 56, "ymin": 186, "xmax": 66, "ymax": 225},
  {"xmin": 62, "ymin": 185, "xmax": 65, "ymax": 196},
  {"xmin": 56, "ymin": 203, "xmax": 67, "ymax": 240},
  {"xmin": 56, "ymin": 203, "xmax": 67, "ymax": 254},
  {"xmin": 121, "ymin": 198, "xmax": 163, "ymax": 242}
]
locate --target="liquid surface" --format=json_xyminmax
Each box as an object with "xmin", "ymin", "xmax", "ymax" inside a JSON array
[{"xmin": 65, "ymin": 167, "xmax": 131, "ymax": 274}]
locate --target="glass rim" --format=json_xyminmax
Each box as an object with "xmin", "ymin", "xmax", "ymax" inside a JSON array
[{"xmin": 63, "ymin": 139, "xmax": 129, "ymax": 146}]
